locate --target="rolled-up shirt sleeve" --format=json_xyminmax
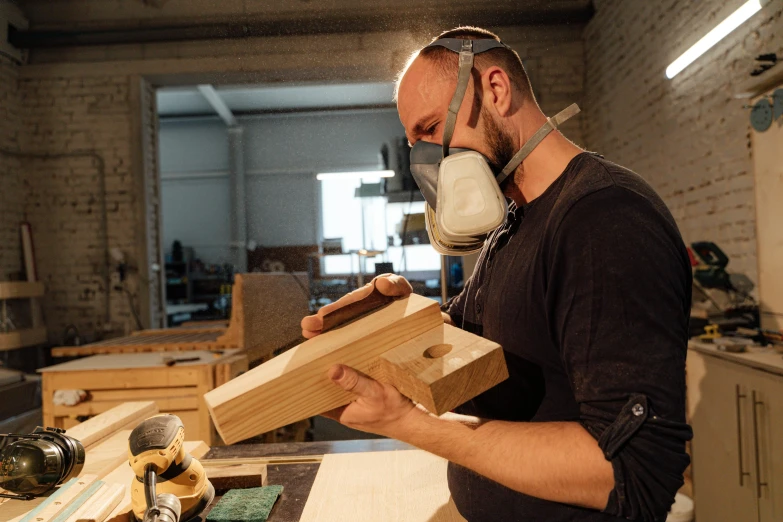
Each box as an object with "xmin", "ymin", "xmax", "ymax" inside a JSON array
[{"xmin": 546, "ymin": 187, "xmax": 693, "ymax": 522}]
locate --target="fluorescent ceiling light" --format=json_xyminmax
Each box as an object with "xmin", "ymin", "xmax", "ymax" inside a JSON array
[
  {"xmin": 666, "ymin": 0, "xmax": 762, "ymax": 79},
  {"xmin": 316, "ymin": 170, "xmax": 395, "ymax": 181}
]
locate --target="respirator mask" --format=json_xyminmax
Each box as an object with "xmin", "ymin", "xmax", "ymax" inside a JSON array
[{"xmin": 409, "ymin": 38, "xmax": 581, "ymax": 255}]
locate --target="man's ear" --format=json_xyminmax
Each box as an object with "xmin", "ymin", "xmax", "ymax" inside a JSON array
[{"xmin": 483, "ymin": 66, "xmax": 513, "ymax": 117}]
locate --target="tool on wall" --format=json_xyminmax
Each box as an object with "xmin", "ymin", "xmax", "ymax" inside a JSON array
[
  {"xmin": 0, "ymin": 426, "xmax": 85, "ymax": 499},
  {"xmin": 749, "ymin": 88, "xmax": 783, "ymax": 132},
  {"xmin": 129, "ymin": 414, "xmax": 214, "ymax": 522}
]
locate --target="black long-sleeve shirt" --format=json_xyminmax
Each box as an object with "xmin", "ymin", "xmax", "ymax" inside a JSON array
[{"xmin": 445, "ymin": 152, "xmax": 693, "ymax": 522}]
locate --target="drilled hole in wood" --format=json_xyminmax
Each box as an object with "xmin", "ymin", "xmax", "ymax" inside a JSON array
[{"xmin": 423, "ymin": 344, "xmax": 453, "ymax": 359}]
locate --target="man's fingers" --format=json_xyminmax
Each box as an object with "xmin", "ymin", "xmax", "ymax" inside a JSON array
[
  {"xmin": 374, "ymin": 273, "xmax": 413, "ymax": 297},
  {"xmin": 329, "ymin": 364, "xmax": 381, "ymax": 399},
  {"xmin": 300, "ymin": 314, "xmax": 323, "ymax": 336}
]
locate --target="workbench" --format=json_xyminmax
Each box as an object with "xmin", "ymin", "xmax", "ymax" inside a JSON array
[
  {"xmin": 38, "ymin": 350, "xmax": 247, "ymax": 446},
  {"xmin": 202, "ymin": 439, "xmax": 415, "ymax": 522}
]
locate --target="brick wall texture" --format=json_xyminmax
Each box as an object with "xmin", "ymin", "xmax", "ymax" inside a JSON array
[
  {"xmin": 584, "ymin": 0, "xmax": 783, "ymax": 285},
  {"xmin": 0, "ymin": 55, "xmax": 22, "ymax": 279},
  {"xmin": 18, "ymin": 75, "xmax": 136, "ymax": 340}
]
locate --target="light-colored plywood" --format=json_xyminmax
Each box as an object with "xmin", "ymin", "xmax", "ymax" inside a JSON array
[
  {"xmin": 53, "ymin": 397, "xmax": 198, "ymax": 417},
  {"xmin": 205, "ymin": 294, "xmax": 443, "ymax": 444},
  {"xmin": 752, "ymin": 87, "xmax": 783, "ymax": 331},
  {"xmin": 379, "ymin": 324, "xmax": 507, "ymax": 415},
  {"xmin": 299, "ymin": 450, "xmax": 465, "ymax": 522},
  {"xmin": 64, "ymin": 483, "xmax": 124, "ymax": 522},
  {"xmin": 103, "ymin": 441, "xmax": 209, "ymax": 522},
  {"xmin": 81, "ymin": 430, "xmax": 133, "ymax": 479},
  {"xmin": 65, "ymin": 402, "xmax": 158, "ymax": 449}
]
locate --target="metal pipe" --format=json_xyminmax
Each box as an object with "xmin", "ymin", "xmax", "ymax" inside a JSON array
[{"xmin": 9, "ymin": 8, "xmax": 593, "ymax": 49}]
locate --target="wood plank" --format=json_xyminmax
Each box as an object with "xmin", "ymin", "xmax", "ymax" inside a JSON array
[
  {"xmin": 53, "ymin": 397, "xmax": 198, "ymax": 417},
  {"xmin": 379, "ymin": 324, "xmax": 508, "ymax": 415},
  {"xmin": 49, "ymin": 481, "xmax": 105, "ymax": 522},
  {"xmin": 0, "ymin": 281, "xmax": 45, "ymax": 299},
  {"xmin": 103, "ymin": 441, "xmax": 209, "ymax": 522},
  {"xmin": 11, "ymin": 475, "xmax": 100, "ymax": 522},
  {"xmin": 0, "ymin": 327, "xmax": 47, "ymax": 351},
  {"xmin": 40, "ymin": 351, "xmax": 230, "ymax": 372},
  {"xmin": 86, "ymin": 387, "xmax": 198, "ymax": 402},
  {"xmin": 44, "ymin": 367, "xmax": 202, "ymax": 390},
  {"xmin": 64, "ymin": 483, "xmax": 124, "ymax": 522},
  {"xmin": 21, "ymin": 222, "xmax": 36, "ymax": 282},
  {"xmin": 81, "ymin": 430, "xmax": 132, "ymax": 479},
  {"xmin": 299, "ymin": 450, "xmax": 465, "ymax": 522},
  {"xmin": 202, "ymin": 459, "xmax": 268, "ymax": 491},
  {"xmin": 205, "ymin": 294, "xmax": 443, "ymax": 444},
  {"xmin": 65, "ymin": 402, "xmax": 158, "ymax": 449}
]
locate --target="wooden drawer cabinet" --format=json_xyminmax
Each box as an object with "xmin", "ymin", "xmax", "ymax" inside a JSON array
[{"xmin": 688, "ymin": 345, "xmax": 783, "ymax": 521}]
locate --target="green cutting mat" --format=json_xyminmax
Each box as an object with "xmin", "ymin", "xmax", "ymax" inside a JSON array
[{"xmin": 207, "ymin": 486, "xmax": 284, "ymax": 522}]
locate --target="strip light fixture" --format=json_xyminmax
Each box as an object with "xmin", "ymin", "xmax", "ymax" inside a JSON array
[
  {"xmin": 316, "ymin": 170, "xmax": 395, "ymax": 181},
  {"xmin": 666, "ymin": 0, "xmax": 763, "ymax": 79}
]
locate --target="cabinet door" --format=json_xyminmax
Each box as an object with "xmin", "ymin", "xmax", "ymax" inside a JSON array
[
  {"xmin": 752, "ymin": 371, "xmax": 783, "ymax": 522},
  {"xmin": 688, "ymin": 352, "xmax": 759, "ymax": 522}
]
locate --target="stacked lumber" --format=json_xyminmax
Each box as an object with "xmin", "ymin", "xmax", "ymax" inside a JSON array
[
  {"xmin": 1, "ymin": 402, "xmax": 211, "ymax": 522},
  {"xmin": 52, "ymin": 273, "xmax": 309, "ymax": 362},
  {"xmin": 206, "ymin": 294, "xmax": 508, "ymax": 444}
]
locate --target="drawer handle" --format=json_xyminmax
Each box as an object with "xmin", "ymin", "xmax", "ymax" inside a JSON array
[
  {"xmin": 736, "ymin": 384, "xmax": 750, "ymax": 486},
  {"xmin": 752, "ymin": 390, "xmax": 769, "ymax": 498}
]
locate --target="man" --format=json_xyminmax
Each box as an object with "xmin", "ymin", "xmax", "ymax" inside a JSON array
[{"xmin": 301, "ymin": 27, "xmax": 692, "ymax": 522}]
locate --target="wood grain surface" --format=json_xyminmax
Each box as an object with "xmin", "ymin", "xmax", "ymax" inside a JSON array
[
  {"xmin": 205, "ymin": 294, "xmax": 442, "ymax": 444},
  {"xmin": 299, "ymin": 450, "xmax": 465, "ymax": 522}
]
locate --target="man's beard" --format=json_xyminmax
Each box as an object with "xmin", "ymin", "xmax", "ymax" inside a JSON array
[{"xmin": 481, "ymin": 107, "xmax": 517, "ymax": 187}]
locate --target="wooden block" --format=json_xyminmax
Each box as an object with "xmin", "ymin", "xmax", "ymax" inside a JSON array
[
  {"xmin": 64, "ymin": 483, "xmax": 124, "ymax": 522},
  {"xmin": 299, "ymin": 450, "xmax": 465, "ymax": 522},
  {"xmin": 65, "ymin": 402, "xmax": 158, "ymax": 449},
  {"xmin": 103, "ymin": 441, "xmax": 209, "ymax": 522},
  {"xmin": 50, "ymin": 481, "xmax": 105, "ymax": 522},
  {"xmin": 379, "ymin": 324, "xmax": 508, "ymax": 415},
  {"xmin": 203, "ymin": 459, "xmax": 268, "ymax": 491},
  {"xmin": 204, "ymin": 294, "xmax": 443, "ymax": 444}
]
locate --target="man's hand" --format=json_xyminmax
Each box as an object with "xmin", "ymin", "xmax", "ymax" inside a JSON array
[
  {"xmin": 322, "ymin": 364, "xmax": 420, "ymax": 438},
  {"xmin": 300, "ymin": 273, "xmax": 413, "ymax": 339}
]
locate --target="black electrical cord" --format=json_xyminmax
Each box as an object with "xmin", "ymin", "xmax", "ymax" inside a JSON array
[
  {"xmin": 122, "ymin": 288, "xmax": 145, "ymax": 331},
  {"xmin": 287, "ymin": 271, "xmax": 311, "ymax": 300}
]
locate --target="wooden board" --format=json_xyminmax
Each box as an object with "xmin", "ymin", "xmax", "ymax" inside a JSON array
[
  {"xmin": 64, "ymin": 483, "xmax": 124, "ymax": 522},
  {"xmin": 379, "ymin": 324, "xmax": 507, "ymax": 415},
  {"xmin": 0, "ymin": 327, "xmax": 47, "ymax": 351},
  {"xmin": 299, "ymin": 450, "xmax": 465, "ymax": 522},
  {"xmin": 10, "ymin": 475, "xmax": 100, "ymax": 522},
  {"xmin": 202, "ymin": 459, "xmax": 268, "ymax": 491},
  {"xmin": 205, "ymin": 294, "xmax": 443, "ymax": 444},
  {"xmin": 80, "ymin": 430, "xmax": 133, "ymax": 479},
  {"xmin": 0, "ymin": 281, "xmax": 45, "ymax": 299},
  {"xmin": 65, "ymin": 402, "xmax": 158, "ymax": 449},
  {"xmin": 40, "ymin": 351, "xmax": 232, "ymax": 372},
  {"xmin": 103, "ymin": 440, "xmax": 209, "ymax": 522}
]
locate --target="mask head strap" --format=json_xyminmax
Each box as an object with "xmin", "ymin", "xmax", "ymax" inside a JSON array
[
  {"xmin": 495, "ymin": 103, "xmax": 581, "ymax": 185},
  {"xmin": 423, "ymin": 38, "xmax": 510, "ymax": 158}
]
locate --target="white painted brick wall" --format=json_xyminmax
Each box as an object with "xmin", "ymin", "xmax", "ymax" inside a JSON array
[{"xmin": 584, "ymin": 0, "xmax": 783, "ymax": 285}]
